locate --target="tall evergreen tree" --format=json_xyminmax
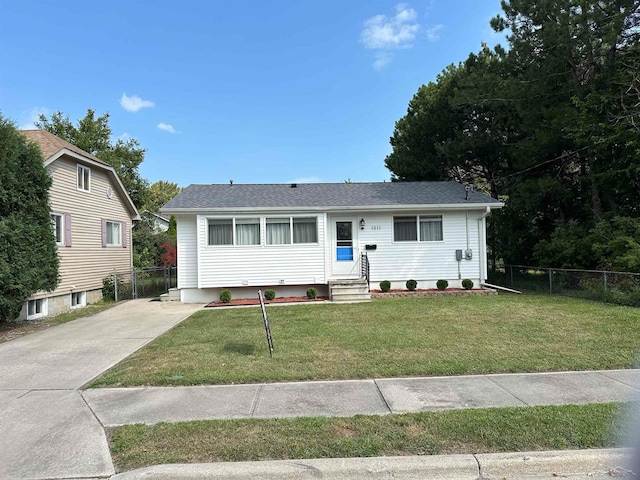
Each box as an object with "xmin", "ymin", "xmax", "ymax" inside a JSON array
[{"xmin": 0, "ymin": 114, "xmax": 59, "ymax": 321}]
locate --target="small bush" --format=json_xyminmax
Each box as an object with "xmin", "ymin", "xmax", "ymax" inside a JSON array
[
  {"xmin": 380, "ymin": 280, "xmax": 391, "ymax": 292},
  {"xmin": 306, "ymin": 287, "xmax": 317, "ymax": 299},
  {"xmin": 436, "ymin": 279, "xmax": 449, "ymax": 290},
  {"xmin": 462, "ymin": 279, "xmax": 474, "ymax": 290},
  {"xmin": 264, "ymin": 289, "xmax": 276, "ymax": 300},
  {"xmin": 219, "ymin": 289, "xmax": 232, "ymax": 303},
  {"xmin": 406, "ymin": 279, "xmax": 418, "ymax": 291}
]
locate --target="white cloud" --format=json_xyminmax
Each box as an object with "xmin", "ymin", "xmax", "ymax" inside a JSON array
[
  {"xmin": 289, "ymin": 176, "xmax": 322, "ymax": 184},
  {"xmin": 360, "ymin": 4, "xmax": 421, "ymax": 69},
  {"xmin": 425, "ymin": 24, "xmax": 443, "ymax": 41},
  {"xmin": 360, "ymin": 4, "xmax": 420, "ymax": 50},
  {"xmin": 19, "ymin": 106, "xmax": 49, "ymax": 129},
  {"xmin": 120, "ymin": 93, "xmax": 155, "ymax": 112},
  {"xmin": 157, "ymin": 122, "xmax": 179, "ymax": 134}
]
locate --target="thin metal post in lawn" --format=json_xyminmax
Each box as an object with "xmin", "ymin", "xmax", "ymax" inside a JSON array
[
  {"xmin": 258, "ymin": 290, "xmax": 274, "ymax": 357},
  {"xmin": 549, "ymin": 269, "xmax": 553, "ymax": 294},
  {"xmin": 510, "ymin": 265, "xmax": 513, "ymax": 288},
  {"xmin": 604, "ymin": 272, "xmax": 608, "ymax": 293},
  {"xmin": 113, "ymin": 271, "xmax": 118, "ymax": 302}
]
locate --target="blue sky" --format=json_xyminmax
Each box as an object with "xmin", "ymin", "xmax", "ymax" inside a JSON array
[{"xmin": 1, "ymin": 1, "xmax": 506, "ymax": 187}]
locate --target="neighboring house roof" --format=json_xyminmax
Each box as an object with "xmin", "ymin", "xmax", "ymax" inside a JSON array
[
  {"xmin": 141, "ymin": 210, "xmax": 170, "ymax": 223},
  {"xmin": 162, "ymin": 181, "xmax": 503, "ymax": 213},
  {"xmin": 21, "ymin": 130, "xmax": 110, "ymax": 167},
  {"xmin": 21, "ymin": 129, "xmax": 140, "ymax": 220}
]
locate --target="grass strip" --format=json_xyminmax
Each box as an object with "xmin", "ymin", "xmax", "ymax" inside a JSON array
[
  {"xmin": 91, "ymin": 295, "xmax": 640, "ymax": 387},
  {"xmin": 109, "ymin": 403, "xmax": 630, "ymax": 472}
]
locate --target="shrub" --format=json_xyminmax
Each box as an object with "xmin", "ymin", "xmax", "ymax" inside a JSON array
[
  {"xmin": 462, "ymin": 279, "xmax": 474, "ymax": 290},
  {"xmin": 436, "ymin": 279, "xmax": 449, "ymax": 290},
  {"xmin": 306, "ymin": 287, "xmax": 317, "ymax": 299},
  {"xmin": 380, "ymin": 280, "xmax": 391, "ymax": 292},
  {"xmin": 264, "ymin": 289, "xmax": 276, "ymax": 300},
  {"xmin": 219, "ymin": 289, "xmax": 232, "ymax": 303},
  {"xmin": 406, "ymin": 279, "xmax": 418, "ymax": 291}
]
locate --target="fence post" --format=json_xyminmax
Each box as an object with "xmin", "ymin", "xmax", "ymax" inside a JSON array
[
  {"xmin": 603, "ymin": 272, "xmax": 607, "ymax": 293},
  {"xmin": 113, "ymin": 271, "xmax": 118, "ymax": 302},
  {"xmin": 510, "ymin": 265, "xmax": 514, "ymax": 288},
  {"xmin": 132, "ymin": 270, "xmax": 137, "ymax": 299},
  {"xmin": 548, "ymin": 269, "xmax": 553, "ymax": 294}
]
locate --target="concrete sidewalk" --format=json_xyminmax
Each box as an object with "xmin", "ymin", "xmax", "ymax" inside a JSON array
[
  {"xmin": 0, "ymin": 299, "xmax": 201, "ymax": 480},
  {"xmin": 83, "ymin": 369, "xmax": 640, "ymax": 426}
]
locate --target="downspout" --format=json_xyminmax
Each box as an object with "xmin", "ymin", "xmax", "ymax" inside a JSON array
[{"xmin": 477, "ymin": 207, "xmax": 492, "ymax": 282}]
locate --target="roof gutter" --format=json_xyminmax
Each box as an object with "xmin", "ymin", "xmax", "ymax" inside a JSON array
[{"xmin": 161, "ymin": 202, "xmax": 504, "ymax": 216}]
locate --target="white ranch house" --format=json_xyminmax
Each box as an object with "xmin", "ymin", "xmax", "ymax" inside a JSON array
[{"xmin": 161, "ymin": 181, "xmax": 503, "ymax": 302}]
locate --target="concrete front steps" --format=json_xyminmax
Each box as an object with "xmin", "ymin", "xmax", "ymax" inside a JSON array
[
  {"xmin": 159, "ymin": 288, "xmax": 180, "ymax": 302},
  {"xmin": 328, "ymin": 278, "xmax": 371, "ymax": 303}
]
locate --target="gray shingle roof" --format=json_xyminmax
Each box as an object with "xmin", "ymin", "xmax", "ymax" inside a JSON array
[{"xmin": 162, "ymin": 182, "xmax": 501, "ymax": 211}]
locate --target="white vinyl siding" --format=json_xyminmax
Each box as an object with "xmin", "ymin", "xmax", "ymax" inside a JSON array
[
  {"xmin": 197, "ymin": 214, "xmax": 326, "ymax": 287},
  {"xmin": 177, "ymin": 215, "xmax": 198, "ymax": 289},
  {"xmin": 360, "ymin": 211, "xmax": 481, "ymax": 284}
]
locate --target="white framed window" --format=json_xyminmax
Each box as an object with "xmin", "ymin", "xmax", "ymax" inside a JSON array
[
  {"xmin": 394, "ymin": 215, "xmax": 443, "ymax": 242},
  {"xmin": 293, "ymin": 217, "xmax": 318, "ymax": 243},
  {"xmin": 51, "ymin": 213, "xmax": 63, "ymax": 245},
  {"xmin": 266, "ymin": 218, "xmax": 291, "ymax": 245},
  {"xmin": 71, "ymin": 291, "xmax": 86, "ymax": 308},
  {"xmin": 235, "ymin": 218, "xmax": 260, "ymax": 245},
  {"xmin": 208, "ymin": 219, "xmax": 233, "ymax": 245},
  {"xmin": 106, "ymin": 221, "xmax": 122, "ymax": 246},
  {"xmin": 27, "ymin": 298, "xmax": 48, "ymax": 320},
  {"xmin": 77, "ymin": 165, "xmax": 91, "ymax": 192}
]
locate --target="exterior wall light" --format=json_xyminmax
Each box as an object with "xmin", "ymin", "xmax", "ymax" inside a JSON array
[{"xmin": 360, "ymin": 218, "xmax": 365, "ymax": 230}]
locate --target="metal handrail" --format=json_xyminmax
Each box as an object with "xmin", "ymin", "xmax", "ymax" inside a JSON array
[{"xmin": 360, "ymin": 252, "xmax": 370, "ymax": 291}]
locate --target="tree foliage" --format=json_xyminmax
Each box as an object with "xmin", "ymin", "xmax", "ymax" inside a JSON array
[
  {"xmin": 142, "ymin": 180, "xmax": 182, "ymax": 213},
  {"xmin": 35, "ymin": 109, "xmax": 149, "ymax": 208},
  {"xmin": 386, "ymin": 0, "xmax": 640, "ymax": 271},
  {"xmin": 0, "ymin": 114, "xmax": 59, "ymax": 321}
]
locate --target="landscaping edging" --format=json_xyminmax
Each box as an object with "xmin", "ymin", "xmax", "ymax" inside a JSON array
[{"xmin": 371, "ymin": 288, "xmax": 497, "ymax": 299}]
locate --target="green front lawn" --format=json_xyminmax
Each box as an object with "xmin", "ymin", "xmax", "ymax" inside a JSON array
[
  {"xmin": 89, "ymin": 295, "xmax": 640, "ymax": 387},
  {"xmin": 109, "ymin": 403, "xmax": 629, "ymax": 472}
]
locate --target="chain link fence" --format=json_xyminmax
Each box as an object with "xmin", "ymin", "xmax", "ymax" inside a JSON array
[
  {"xmin": 102, "ymin": 266, "xmax": 177, "ymax": 301},
  {"xmin": 488, "ymin": 265, "xmax": 640, "ymax": 307}
]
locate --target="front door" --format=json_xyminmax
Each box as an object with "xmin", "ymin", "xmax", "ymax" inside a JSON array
[{"xmin": 332, "ymin": 217, "xmax": 358, "ymax": 276}]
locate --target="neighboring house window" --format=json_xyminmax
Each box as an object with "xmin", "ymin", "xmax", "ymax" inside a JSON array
[
  {"xmin": 235, "ymin": 218, "xmax": 260, "ymax": 245},
  {"xmin": 27, "ymin": 298, "xmax": 47, "ymax": 319},
  {"xmin": 266, "ymin": 218, "xmax": 291, "ymax": 245},
  {"xmin": 394, "ymin": 215, "xmax": 443, "ymax": 242},
  {"xmin": 71, "ymin": 291, "xmax": 86, "ymax": 308},
  {"xmin": 51, "ymin": 213, "xmax": 63, "ymax": 245},
  {"xmin": 208, "ymin": 219, "xmax": 233, "ymax": 245},
  {"xmin": 106, "ymin": 221, "xmax": 122, "ymax": 246},
  {"xmin": 77, "ymin": 165, "xmax": 91, "ymax": 191},
  {"xmin": 51, "ymin": 213, "xmax": 72, "ymax": 247},
  {"xmin": 293, "ymin": 217, "xmax": 318, "ymax": 243}
]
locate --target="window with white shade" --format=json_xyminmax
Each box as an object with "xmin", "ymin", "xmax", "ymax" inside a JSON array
[
  {"xmin": 266, "ymin": 218, "xmax": 291, "ymax": 245},
  {"xmin": 235, "ymin": 218, "xmax": 260, "ymax": 245},
  {"xmin": 293, "ymin": 217, "xmax": 317, "ymax": 243}
]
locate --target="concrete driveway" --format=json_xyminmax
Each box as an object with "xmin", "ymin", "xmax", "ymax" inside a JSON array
[{"xmin": 0, "ymin": 299, "xmax": 201, "ymax": 479}]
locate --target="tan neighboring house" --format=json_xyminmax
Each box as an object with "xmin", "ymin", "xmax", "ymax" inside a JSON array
[{"xmin": 17, "ymin": 130, "xmax": 140, "ymax": 321}]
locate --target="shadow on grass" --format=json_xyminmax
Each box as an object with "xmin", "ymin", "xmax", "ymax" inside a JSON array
[{"xmin": 223, "ymin": 342, "xmax": 256, "ymax": 355}]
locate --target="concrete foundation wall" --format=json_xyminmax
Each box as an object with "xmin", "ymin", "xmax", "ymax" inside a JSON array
[{"xmin": 180, "ymin": 284, "xmax": 329, "ymax": 303}]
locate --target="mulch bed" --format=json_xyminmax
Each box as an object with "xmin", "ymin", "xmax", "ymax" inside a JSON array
[
  {"xmin": 370, "ymin": 288, "xmax": 468, "ymax": 293},
  {"xmin": 205, "ymin": 296, "xmax": 329, "ymax": 308}
]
